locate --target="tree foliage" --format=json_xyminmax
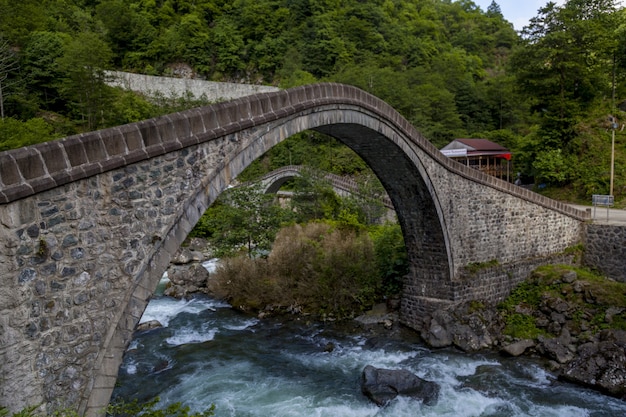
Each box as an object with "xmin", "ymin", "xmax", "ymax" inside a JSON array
[{"xmin": 190, "ymin": 183, "xmax": 294, "ymax": 258}]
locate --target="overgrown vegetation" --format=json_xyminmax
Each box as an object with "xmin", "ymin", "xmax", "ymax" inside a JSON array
[
  {"xmin": 211, "ymin": 222, "xmax": 381, "ymax": 318},
  {"xmin": 498, "ymin": 265, "xmax": 626, "ymax": 339},
  {"xmin": 192, "ymin": 175, "xmax": 407, "ymax": 318}
]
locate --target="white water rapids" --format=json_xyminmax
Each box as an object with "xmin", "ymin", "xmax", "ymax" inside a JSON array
[{"xmin": 112, "ymin": 263, "xmax": 626, "ymax": 417}]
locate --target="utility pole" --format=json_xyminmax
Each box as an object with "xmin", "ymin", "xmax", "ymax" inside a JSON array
[{"xmin": 611, "ymin": 123, "xmax": 615, "ymax": 196}]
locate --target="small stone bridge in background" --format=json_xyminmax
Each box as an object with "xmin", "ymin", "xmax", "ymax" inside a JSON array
[
  {"xmin": 256, "ymin": 164, "xmax": 393, "ymax": 205},
  {"xmin": 0, "ymin": 83, "xmax": 589, "ymax": 415}
]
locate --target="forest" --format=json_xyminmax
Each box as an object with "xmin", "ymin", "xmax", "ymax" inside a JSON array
[{"xmin": 0, "ymin": 0, "xmax": 625, "ymax": 203}]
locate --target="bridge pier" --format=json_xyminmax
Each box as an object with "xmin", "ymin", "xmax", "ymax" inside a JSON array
[{"xmin": 400, "ymin": 251, "xmax": 580, "ymax": 331}]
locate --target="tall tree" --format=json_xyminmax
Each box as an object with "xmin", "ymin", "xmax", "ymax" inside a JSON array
[
  {"xmin": 510, "ymin": 0, "xmax": 621, "ymax": 151},
  {"xmin": 56, "ymin": 31, "xmax": 113, "ymax": 130},
  {"xmin": 0, "ymin": 37, "xmax": 18, "ymax": 119}
]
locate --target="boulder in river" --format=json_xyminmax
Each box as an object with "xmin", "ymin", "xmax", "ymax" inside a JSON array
[
  {"xmin": 361, "ymin": 365, "xmax": 440, "ymax": 406},
  {"xmin": 136, "ymin": 320, "xmax": 163, "ymax": 332},
  {"xmin": 559, "ymin": 329, "xmax": 626, "ymax": 399}
]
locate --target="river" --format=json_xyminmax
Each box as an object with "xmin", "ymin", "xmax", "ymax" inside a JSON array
[{"xmin": 111, "ymin": 262, "xmax": 626, "ymax": 417}]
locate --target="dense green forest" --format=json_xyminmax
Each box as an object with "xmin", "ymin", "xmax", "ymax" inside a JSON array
[{"xmin": 0, "ymin": 0, "xmax": 625, "ymax": 203}]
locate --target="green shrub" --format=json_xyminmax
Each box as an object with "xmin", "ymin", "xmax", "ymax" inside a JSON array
[{"xmin": 211, "ymin": 221, "xmax": 382, "ymax": 318}]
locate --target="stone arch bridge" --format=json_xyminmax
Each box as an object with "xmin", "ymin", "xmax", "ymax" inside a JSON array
[
  {"xmin": 254, "ymin": 164, "xmax": 393, "ymax": 204},
  {"xmin": 0, "ymin": 83, "xmax": 588, "ymax": 415}
]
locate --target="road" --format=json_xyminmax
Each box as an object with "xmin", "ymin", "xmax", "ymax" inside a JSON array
[{"xmin": 568, "ymin": 204, "xmax": 626, "ymax": 225}]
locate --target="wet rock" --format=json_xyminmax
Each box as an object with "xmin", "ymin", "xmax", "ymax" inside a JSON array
[
  {"xmin": 538, "ymin": 334, "xmax": 574, "ymax": 364},
  {"xmin": 136, "ymin": 320, "xmax": 163, "ymax": 332},
  {"xmin": 171, "ymin": 247, "xmax": 201, "ymax": 264},
  {"xmin": 501, "ymin": 339, "xmax": 535, "ymax": 357},
  {"xmin": 420, "ymin": 310, "xmax": 454, "ymax": 348},
  {"xmin": 560, "ymin": 330, "xmax": 626, "ymax": 399},
  {"xmin": 421, "ymin": 306, "xmax": 500, "ymax": 352},
  {"xmin": 361, "ymin": 365, "xmax": 440, "ymax": 406},
  {"xmin": 165, "ymin": 262, "xmax": 211, "ymax": 298}
]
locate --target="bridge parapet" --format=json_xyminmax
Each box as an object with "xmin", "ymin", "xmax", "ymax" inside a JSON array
[{"xmin": 0, "ymin": 82, "xmax": 590, "ymax": 223}]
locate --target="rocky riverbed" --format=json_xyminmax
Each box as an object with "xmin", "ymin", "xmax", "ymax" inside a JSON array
[
  {"xmin": 160, "ymin": 242, "xmax": 626, "ymax": 403},
  {"xmin": 419, "ymin": 267, "xmax": 626, "ymax": 401}
]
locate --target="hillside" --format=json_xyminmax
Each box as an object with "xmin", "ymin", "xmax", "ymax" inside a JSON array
[{"xmin": 0, "ymin": 0, "xmax": 625, "ymax": 203}]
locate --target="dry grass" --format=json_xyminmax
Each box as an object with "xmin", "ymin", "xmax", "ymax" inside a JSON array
[{"xmin": 211, "ymin": 222, "xmax": 380, "ymax": 318}]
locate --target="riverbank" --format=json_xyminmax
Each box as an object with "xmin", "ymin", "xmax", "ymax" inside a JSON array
[
  {"xmin": 164, "ymin": 245, "xmax": 626, "ymax": 404},
  {"xmin": 413, "ymin": 265, "xmax": 626, "ymax": 401}
]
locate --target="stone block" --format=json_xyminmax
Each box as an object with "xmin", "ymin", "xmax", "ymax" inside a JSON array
[
  {"xmin": 82, "ymin": 135, "xmax": 107, "ymax": 163},
  {"xmin": 100, "ymin": 129, "xmax": 128, "ymax": 157},
  {"xmin": 0, "ymin": 153, "xmax": 20, "ymax": 186},
  {"xmin": 63, "ymin": 136, "xmax": 89, "ymax": 167},
  {"xmin": 13, "ymin": 147, "xmax": 46, "ymax": 180},
  {"xmin": 138, "ymin": 120, "xmax": 161, "ymax": 148},
  {"xmin": 38, "ymin": 142, "xmax": 69, "ymax": 174}
]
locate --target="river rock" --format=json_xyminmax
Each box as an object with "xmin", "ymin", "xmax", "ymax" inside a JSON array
[
  {"xmin": 136, "ymin": 320, "xmax": 163, "ymax": 332},
  {"xmin": 538, "ymin": 328, "xmax": 575, "ymax": 364},
  {"xmin": 559, "ymin": 329, "xmax": 626, "ymax": 399},
  {"xmin": 501, "ymin": 339, "xmax": 535, "ymax": 357},
  {"xmin": 360, "ymin": 365, "xmax": 440, "ymax": 406},
  {"xmin": 420, "ymin": 305, "xmax": 501, "ymax": 352},
  {"xmin": 171, "ymin": 247, "xmax": 201, "ymax": 264},
  {"xmin": 164, "ymin": 262, "xmax": 211, "ymax": 298},
  {"xmin": 421, "ymin": 310, "xmax": 454, "ymax": 348}
]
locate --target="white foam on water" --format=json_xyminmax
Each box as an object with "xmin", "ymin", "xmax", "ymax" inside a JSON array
[
  {"xmin": 123, "ymin": 358, "xmax": 138, "ymax": 375},
  {"xmin": 414, "ymin": 354, "xmax": 500, "ymax": 386},
  {"xmin": 223, "ymin": 317, "xmax": 259, "ymax": 331},
  {"xmin": 202, "ymin": 258, "xmax": 220, "ymax": 273},
  {"xmin": 139, "ymin": 297, "xmax": 227, "ymax": 327},
  {"xmin": 165, "ymin": 328, "xmax": 218, "ymax": 345}
]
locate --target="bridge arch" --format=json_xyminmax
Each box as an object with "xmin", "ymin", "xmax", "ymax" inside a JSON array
[{"xmin": 0, "ymin": 83, "xmax": 587, "ymax": 415}]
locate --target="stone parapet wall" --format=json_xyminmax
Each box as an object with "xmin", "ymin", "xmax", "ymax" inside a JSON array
[
  {"xmin": 400, "ymin": 253, "xmax": 578, "ymax": 330},
  {"xmin": 584, "ymin": 224, "xmax": 626, "ymax": 282},
  {"xmin": 105, "ymin": 71, "xmax": 279, "ymax": 102}
]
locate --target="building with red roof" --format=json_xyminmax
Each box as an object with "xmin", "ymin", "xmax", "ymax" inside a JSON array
[{"xmin": 440, "ymin": 138, "xmax": 512, "ymax": 181}]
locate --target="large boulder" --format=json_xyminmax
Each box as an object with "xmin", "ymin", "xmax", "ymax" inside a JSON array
[
  {"xmin": 559, "ymin": 330, "xmax": 626, "ymax": 399},
  {"xmin": 360, "ymin": 365, "xmax": 440, "ymax": 406},
  {"xmin": 165, "ymin": 262, "xmax": 211, "ymax": 298},
  {"xmin": 501, "ymin": 339, "xmax": 535, "ymax": 357}
]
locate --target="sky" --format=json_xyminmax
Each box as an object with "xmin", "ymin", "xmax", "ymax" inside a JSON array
[{"xmin": 472, "ymin": 0, "xmax": 625, "ymax": 31}]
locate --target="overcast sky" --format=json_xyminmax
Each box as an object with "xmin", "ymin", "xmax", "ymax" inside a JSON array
[{"xmin": 472, "ymin": 0, "xmax": 625, "ymax": 31}]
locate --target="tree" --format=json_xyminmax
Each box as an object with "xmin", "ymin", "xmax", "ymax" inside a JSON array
[
  {"xmin": 511, "ymin": 0, "xmax": 621, "ymax": 151},
  {"xmin": 0, "ymin": 37, "xmax": 19, "ymax": 119},
  {"xmin": 21, "ymin": 31, "xmax": 68, "ymax": 112},
  {"xmin": 486, "ymin": 1, "xmax": 503, "ymax": 18},
  {"xmin": 56, "ymin": 31, "xmax": 113, "ymax": 130},
  {"xmin": 289, "ymin": 169, "xmax": 342, "ymax": 223},
  {"xmin": 191, "ymin": 183, "xmax": 293, "ymax": 258}
]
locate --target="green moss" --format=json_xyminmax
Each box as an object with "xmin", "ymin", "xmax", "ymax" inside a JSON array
[
  {"xmin": 503, "ymin": 313, "xmax": 546, "ymax": 339},
  {"xmin": 465, "ymin": 259, "xmax": 499, "ymax": 274},
  {"xmin": 499, "ymin": 264, "xmax": 626, "ymax": 339}
]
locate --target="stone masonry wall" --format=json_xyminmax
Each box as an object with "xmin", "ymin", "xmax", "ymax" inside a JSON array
[
  {"xmin": 584, "ymin": 224, "xmax": 626, "ymax": 282},
  {"xmin": 0, "ymin": 143, "xmax": 220, "ymax": 412},
  {"xmin": 105, "ymin": 71, "xmax": 279, "ymax": 102}
]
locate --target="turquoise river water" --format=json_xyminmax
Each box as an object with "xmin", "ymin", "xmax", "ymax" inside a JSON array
[{"xmin": 111, "ymin": 262, "xmax": 626, "ymax": 417}]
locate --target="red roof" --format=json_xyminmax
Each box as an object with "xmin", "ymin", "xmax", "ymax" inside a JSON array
[
  {"xmin": 454, "ymin": 138, "xmax": 508, "ymax": 152},
  {"xmin": 440, "ymin": 138, "xmax": 511, "ymax": 160}
]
